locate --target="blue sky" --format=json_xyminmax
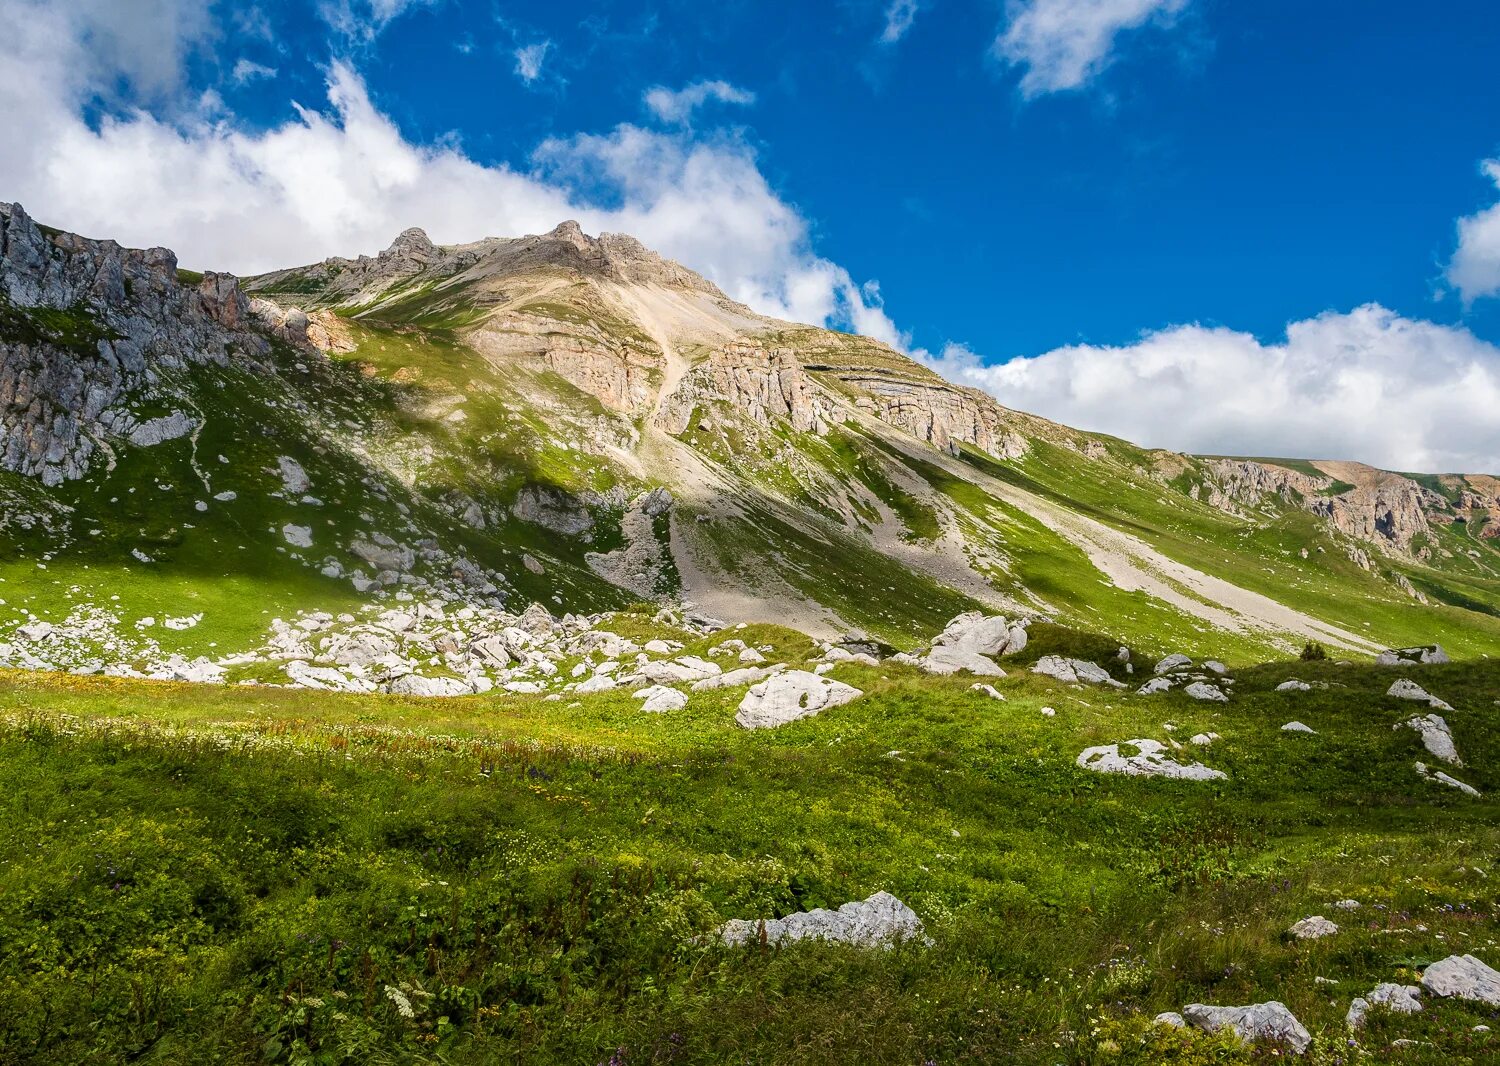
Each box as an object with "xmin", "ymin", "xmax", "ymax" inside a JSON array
[{"xmin": 5, "ymin": 0, "xmax": 1500, "ymax": 470}]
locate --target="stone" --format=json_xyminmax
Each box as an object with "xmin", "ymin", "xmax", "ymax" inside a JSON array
[
  {"xmin": 282, "ymin": 524, "xmax": 313, "ymax": 548},
  {"xmin": 635, "ymin": 685, "xmax": 687, "ymax": 713},
  {"xmin": 1076, "ymin": 739, "xmax": 1226, "ymax": 781},
  {"xmin": 1376, "ymin": 645, "xmax": 1450, "ymax": 667},
  {"xmin": 17, "ymin": 621, "xmax": 53, "ymax": 642},
  {"xmin": 1277, "ymin": 679, "xmax": 1312, "ymax": 692},
  {"xmin": 691, "ymin": 665, "xmax": 780, "ymax": 692},
  {"xmin": 1189, "ymin": 732, "xmax": 1219, "ymax": 746},
  {"xmin": 1182, "ymin": 1002, "xmax": 1312, "ymax": 1054},
  {"xmin": 1154, "ymin": 1012, "xmax": 1186, "ymax": 1029},
  {"xmin": 1387, "ymin": 678, "xmax": 1453, "ymax": 711},
  {"xmin": 1288, "ymin": 915, "xmax": 1338, "ymax": 940},
  {"xmin": 970, "ymin": 683, "xmax": 1004, "ymax": 700},
  {"xmin": 1421, "ymin": 955, "xmax": 1500, "ymax": 1006},
  {"xmin": 638, "ymin": 657, "xmax": 720, "ymax": 684},
  {"xmin": 1281, "ymin": 721, "xmax": 1317, "ymax": 734},
  {"xmin": 735, "ymin": 670, "xmax": 862, "ymax": 729},
  {"xmin": 1137, "ymin": 676, "xmax": 1174, "ymax": 695},
  {"xmin": 575, "ymin": 673, "xmax": 618, "ymax": 693},
  {"xmin": 1401, "ymin": 713, "xmax": 1460, "ymax": 765},
  {"xmin": 1203, "ymin": 660, "xmax": 1228, "ymax": 675},
  {"xmin": 1346, "ymin": 984, "xmax": 1422, "ymax": 1029},
  {"xmin": 1155, "ymin": 653, "xmax": 1193, "ymax": 674},
  {"xmin": 715, "ymin": 891, "xmax": 925, "ymax": 950},
  {"xmin": 1032, "ymin": 655, "xmax": 1124, "ymax": 687},
  {"xmin": 276, "ymin": 455, "xmax": 311, "ymax": 494},
  {"xmin": 127, "ymin": 411, "xmax": 196, "ymax": 447},
  {"xmin": 511, "ymin": 484, "xmax": 593, "ymax": 535},
  {"xmin": 1184, "ymin": 681, "xmax": 1228, "ymax": 702},
  {"xmin": 1416, "ymin": 762, "xmax": 1482, "ymax": 797},
  {"xmin": 922, "ymin": 644, "xmax": 1006, "ymax": 676},
  {"xmin": 388, "ymin": 674, "xmax": 471, "ymax": 697}
]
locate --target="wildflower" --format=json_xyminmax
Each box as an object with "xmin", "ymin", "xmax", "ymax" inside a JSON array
[{"xmin": 384, "ymin": 985, "xmax": 415, "ymax": 1019}]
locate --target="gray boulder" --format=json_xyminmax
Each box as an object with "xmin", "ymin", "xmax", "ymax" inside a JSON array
[
  {"xmin": 716, "ymin": 891, "xmax": 925, "ymax": 950},
  {"xmin": 1421, "ymin": 955, "xmax": 1500, "ymax": 1006},
  {"xmin": 1387, "ymin": 678, "xmax": 1453, "ymax": 711},
  {"xmin": 735, "ymin": 670, "xmax": 862, "ymax": 729},
  {"xmin": 1182, "ymin": 1002, "xmax": 1311, "ymax": 1054},
  {"xmin": 1346, "ymin": 983, "xmax": 1422, "ymax": 1029},
  {"xmin": 1076, "ymin": 739, "xmax": 1226, "ymax": 782}
]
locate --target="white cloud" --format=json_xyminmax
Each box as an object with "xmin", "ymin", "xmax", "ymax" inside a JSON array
[
  {"xmin": 231, "ymin": 59, "xmax": 277, "ymax": 85},
  {"xmin": 318, "ymin": 0, "xmax": 432, "ymax": 40},
  {"xmin": 1447, "ymin": 158, "xmax": 1500, "ymax": 305},
  {"xmin": 513, "ymin": 41, "xmax": 550, "ymax": 84},
  {"xmin": 879, "ymin": 0, "xmax": 922, "ymax": 44},
  {"xmin": 923, "ymin": 305, "xmax": 1500, "ymax": 472},
  {"xmin": 0, "ymin": 0, "xmax": 893, "ymax": 343},
  {"xmin": 643, "ymin": 80, "xmax": 756, "ymax": 125},
  {"xmin": 995, "ymin": 0, "xmax": 1191, "ymax": 97}
]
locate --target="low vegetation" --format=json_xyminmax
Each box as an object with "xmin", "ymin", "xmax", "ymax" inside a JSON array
[{"xmin": 0, "ymin": 633, "xmax": 1495, "ymax": 1064}]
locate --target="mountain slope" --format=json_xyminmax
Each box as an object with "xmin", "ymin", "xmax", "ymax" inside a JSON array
[{"xmin": 3, "ymin": 201, "xmax": 1499, "ymax": 669}]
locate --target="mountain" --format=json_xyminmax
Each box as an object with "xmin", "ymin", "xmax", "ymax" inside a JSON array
[{"xmin": 3, "ymin": 199, "xmax": 1500, "ymax": 675}]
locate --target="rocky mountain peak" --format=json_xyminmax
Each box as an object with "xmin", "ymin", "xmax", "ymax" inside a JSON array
[{"xmin": 381, "ymin": 226, "xmax": 439, "ymax": 262}]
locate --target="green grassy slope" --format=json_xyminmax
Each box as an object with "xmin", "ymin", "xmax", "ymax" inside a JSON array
[{"xmin": 1, "ymin": 641, "xmax": 1495, "ymax": 1064}]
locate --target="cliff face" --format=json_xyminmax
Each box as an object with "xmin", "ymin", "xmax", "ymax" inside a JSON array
[
  {"xmin": 841, "ymin": 374, "xmax": 1028, "ymax": 459},
  {"xmin": 1197, "ymin": 457, "xmax": 1482, "ymax": 559},
  {"xmin": 0, "ymin": 202, "xmax": 267, "ymax": 486},
  {"xmin": 656, "ymin": 343, "xmax": 828, "ymax": 435}
]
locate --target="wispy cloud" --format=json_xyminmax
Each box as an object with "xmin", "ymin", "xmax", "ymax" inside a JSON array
[
  {"xmin": 513, "ymin": 40, "xmax": 550, "ymax": 84},
  {"xmin": 318, "ymin": 0, "xmax": 434, "ymax": 41},
  {"xmin": 643, "ymin": 80, "xmax": 755, "ymax": 125},
  {"xmin": 879, "ymin": 0, "xmax": 922, "ymax": 44},
  {"xmin": 995, "ymin": 0, "xmax": 1192, "ymax": 98},
  {"xmin": 231, "ymin": 59, "xmax": 277, "ymax": 85}
]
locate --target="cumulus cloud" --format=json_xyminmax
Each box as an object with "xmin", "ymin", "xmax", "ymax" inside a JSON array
[
  {"xmin": 879, "ymin": 0, "xmax": 922, "ymax": 44},
  {"xmin": 0, "ymin": 0, "xmax": 895, "ymax": 341},
  {"xmin": 995, "ymin": 0, "xmax": 1191, "ymax": 97},
  {"xmin": 1447, "ymin": 158, "xmax": 1500, "ymax": 305},
  {"xmin": 643, "ymin": 80, "xmax": 756, "ymax": 125},
  {"xmin": 513, "ymin": 41, "xmax": 550, "ymax": 84},
  {"xmin": 231, "ymin": 58, "xmax": 277, "ymax": 85},
  {"xmin": 923, "ymin": 305, "xmax": 1500, "ymax": 472}
]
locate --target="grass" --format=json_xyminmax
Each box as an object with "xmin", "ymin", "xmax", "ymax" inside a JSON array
[{"xmin": 0, "ymin": 644, "xmax": 1496, "ymax": 1064}]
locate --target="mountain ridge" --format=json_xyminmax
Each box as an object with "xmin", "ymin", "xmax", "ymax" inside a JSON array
[{"xmin": 3, "ymin": 201, "xmax": 1499, "ymax": 669}]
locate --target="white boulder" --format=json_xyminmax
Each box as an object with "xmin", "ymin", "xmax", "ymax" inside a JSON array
[
  {"xmin": 715, "ymin": 891, "xmax": 925, "ymax": 950},
  {"xmin": 735, "ymin": 670, "xmax": 862, "ymax": 730},
  {"xmin": 1421, "ymin": 955, "xmax": 1500, "ymax": 1006},
  {"xmin": 1182, "ymin": 1002, "xmax": 1312, "ymax": 1054},
  {"xmin": 1076, "ymin": 739, "xmax": 1226, "ymax": 781}
]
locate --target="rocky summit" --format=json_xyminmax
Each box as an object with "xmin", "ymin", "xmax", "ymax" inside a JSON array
[{"xmin": 2, "ymin": 206, "xmax": 1499, "ymax": 1065}]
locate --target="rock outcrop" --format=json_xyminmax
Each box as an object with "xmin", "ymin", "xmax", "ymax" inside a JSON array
[
  {"xmin": 1, "ymin": 202, "xmax": 270, "ymax": 485},
  {"xmin": 657, "ymin": 343, "xmax": 829, "ymax": 436},
  {"xmin": 1181, "ymin": 1001, "xmax": 1312, "ymax": 1054},
  {"xmin": 715, "ymin": 891, "xmax": 926, "ymax": 949}
]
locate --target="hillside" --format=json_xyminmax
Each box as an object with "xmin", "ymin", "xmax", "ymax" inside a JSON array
[
  {"xmin": 2, "ymin": 202, "xmax": 1498, "ymax": 681},
  {"xmin": 3, "ymin": 203, "xmax": 1500, "ymax": 1064}
]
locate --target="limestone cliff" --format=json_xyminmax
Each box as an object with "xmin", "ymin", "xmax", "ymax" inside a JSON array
[{"xmin": 0, "ymin": 202, "xmax": 268, "ymax": 486}]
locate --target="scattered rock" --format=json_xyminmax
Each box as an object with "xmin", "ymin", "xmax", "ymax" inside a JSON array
[
  {"xmin": 1184, "ymin": 681, "xmax": 1228, "ymax": 702},
  {"xmin": 715, "ymin": 891, "xmax": 926, "ymax": 950},
  {"xmin": 735, "ymin": 670, "xmax": 862, "ymax": 729},
  {"xmin": 1076, "ymin": 739, "xmax": 1226, "ymax": 781},
  {"xmin": 1153, "ymin": 1012, "xmax": 1186, "ymax": 1029},
  {"xmin": 1137, "ymin": 676, "xmax": 1174, "ymax": 695},
  {"xmin": 1421, "ymin": 955, "xmax": 1500, "ymax": 1006},
  {"xmin": 1155, "ymin": 653, "xmax": 1193, "ymax": 674},
  {"xmin": 1377, "ymin": 645, "xmax": 1449, "ymax": 666},
  {"xmin": 1400, "ymin": 713, "xmax": 1461, "ymax": 765},
  {"xmin": 1280, "ymin": 721, "xmax": 1317, "ymax": 734},
  {"xmin": 1033, "ymin": 655, "xmax": 1124, "ymax": 687},
  {"xmin": 1416, "ymin": 761, "xmax": 1481, "ymax": 797},
  {"xmin": 636, "ymin": 685, "xmax": 688, "ymax": 713},
  {"xmin": 282, "ymin": 524, "xmax": 313, "ymax": 548},
  {"xmin": 1276, "ymin": 679, "xmax": 1312, "ymax": 692},
  {"xmin": 1182, "ymin": 1002, "xmax": 1312, "ymax": 1055},
  {"xmin": 1387, "ymin": 678, "xmax": 1453, "ymax": 711},
  {"xmin": 1288, "ymin": 915, "xmax": 1338, "ymax": 940},
  {"xmin": 1346, "ymin": 984, "xmax": 1422, "ymax": 1029},
  {"xmin": 970, "ymin": 683, "xmax": 1004, "ymax": 700}
]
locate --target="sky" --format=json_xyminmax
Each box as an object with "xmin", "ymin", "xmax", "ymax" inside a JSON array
[{"xmin": 3, "ymin": 0, "xmax": 1500, "ymax": 472}]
